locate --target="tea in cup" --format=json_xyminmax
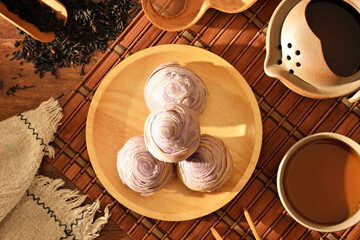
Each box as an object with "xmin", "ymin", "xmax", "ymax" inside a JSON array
[{"xmin": 277, "ymin": 132, "xmax": 360, "ymax": 232}]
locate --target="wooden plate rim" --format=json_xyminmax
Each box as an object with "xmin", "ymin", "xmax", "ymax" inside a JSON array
[{"xmin": 86, "ymin": 44, "xmax": 263, "ymax": 221}]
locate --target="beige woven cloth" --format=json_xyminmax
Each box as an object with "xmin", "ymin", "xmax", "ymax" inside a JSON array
[{"xmin": 0, "ymin": 98, "xmax": 109, "ymax": 240}]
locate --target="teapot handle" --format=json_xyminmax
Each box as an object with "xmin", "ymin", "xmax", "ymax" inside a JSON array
[{"xmin": 348, "ymin": 89, "xmax": 360, "ymax": 103}]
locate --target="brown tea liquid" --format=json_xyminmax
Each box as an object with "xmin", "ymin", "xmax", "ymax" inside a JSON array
[
  {"xmin": 305, "ymin": 0, "xmax": 360, "ymax": 77},
  {"xmin": 283, "ymin": 138, "xmax": 360, "ymax": 224}
]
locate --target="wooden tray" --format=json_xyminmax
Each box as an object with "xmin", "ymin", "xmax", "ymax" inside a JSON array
[{"xmin": 86, "ymin": 44, "xmax": 262, "ymax": 221}]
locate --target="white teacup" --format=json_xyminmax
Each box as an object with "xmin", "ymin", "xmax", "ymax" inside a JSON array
[{"xmin": 277, "ymin": 132, "xmax": 360, "ymax": 232}]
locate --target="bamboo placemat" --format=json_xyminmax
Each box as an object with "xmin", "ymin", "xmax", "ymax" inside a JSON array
[{"xmin": 48, "ymin": 0, "xmax": 360, "ymax": 239}]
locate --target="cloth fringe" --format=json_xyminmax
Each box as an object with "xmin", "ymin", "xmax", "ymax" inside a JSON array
[
  {"xmin": 0, "ymin": 97, "xmax": 64, "ymax": 223},
  {"xmin": 36, "ymin": 97, "xmax": 63, "ymax": 158},
  {"xmin": 29, "ymin": 175, "xmax": 110, "ymax": 240}
]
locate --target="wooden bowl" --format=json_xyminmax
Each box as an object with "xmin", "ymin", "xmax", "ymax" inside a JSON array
[
  {"xmin": 142, "ymin": 0, "xmax": 258, "ymax": 31},
  {"xmin": 86, "ymin": 44, "xmax": 262, "ymax": 221}
]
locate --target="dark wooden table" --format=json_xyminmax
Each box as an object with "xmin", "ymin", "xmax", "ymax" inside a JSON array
[
  {"xmin": 0, "ymin": 17, "xmax": 100, "ymax": 121},
  {"xmin": 0, "ymin": 17, "xmax": 129, "ymax": 239}
]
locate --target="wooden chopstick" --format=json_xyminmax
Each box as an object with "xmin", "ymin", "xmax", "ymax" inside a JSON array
[
  {"xmin": 244, "ymin": 208, "xmax": 262, "ymax": 240},
  {"xmin": 210, "ymin": 227, "xmax": 223, "ymax": 240}
]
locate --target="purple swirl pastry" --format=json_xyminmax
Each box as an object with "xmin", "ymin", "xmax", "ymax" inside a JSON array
[
  {"xmin": 144, "ymin": 103, "xmax": 201, "ymax": 163},
  {"xmin": 144, "ymin": 62, "xmax": 208, "ymax": 115},
  {"xmin": 117, "ymin": 136, "xmax": 175, "ymax": 196},
  {"xmin": 177, "ymin": 134, "xmax": 233, "ymax": 192}
]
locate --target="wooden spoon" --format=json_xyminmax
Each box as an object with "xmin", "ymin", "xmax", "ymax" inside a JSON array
[{"xmin": 0, "ymin": 0, "xmax": 67, "ymax": 42}]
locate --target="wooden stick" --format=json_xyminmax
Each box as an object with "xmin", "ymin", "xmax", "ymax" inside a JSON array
[
  {"xmin": 244, "ymin": 208, "xmax": 262, "ymax": 240},
  {"xmin": 210, "ymin": 227, "xmax": 223, "ymax": 240}
]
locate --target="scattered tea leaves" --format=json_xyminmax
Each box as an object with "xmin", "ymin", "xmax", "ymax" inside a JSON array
[
  {"xmin": 80, "ymin": 64, "xmax": 85, "ymax": 76},
  {"xmin": 6, "ymin": 84, "xmax": 35, "ymax": 96},
  {"xmin": 12, "ymin": 0, "xmax": 137, "ymax": 77},
  {"xmin": 56, "ymin": 93, "xmax": 64, "ymax": 99}
]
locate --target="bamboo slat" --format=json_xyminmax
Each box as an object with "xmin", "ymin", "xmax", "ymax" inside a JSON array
[{"xmin": 48, "ymin": 0, "xmax": 360, "ymax": 239}]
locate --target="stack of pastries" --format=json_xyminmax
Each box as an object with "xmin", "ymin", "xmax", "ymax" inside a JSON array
[{"xmin": 117, "ymin": 62, "xmax": 233, "ymax": 196}]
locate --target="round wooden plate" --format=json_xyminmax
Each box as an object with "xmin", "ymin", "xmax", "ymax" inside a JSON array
[{"xmin": 86, "ymin": 44, "xmax": 262, "ymax": 221}]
